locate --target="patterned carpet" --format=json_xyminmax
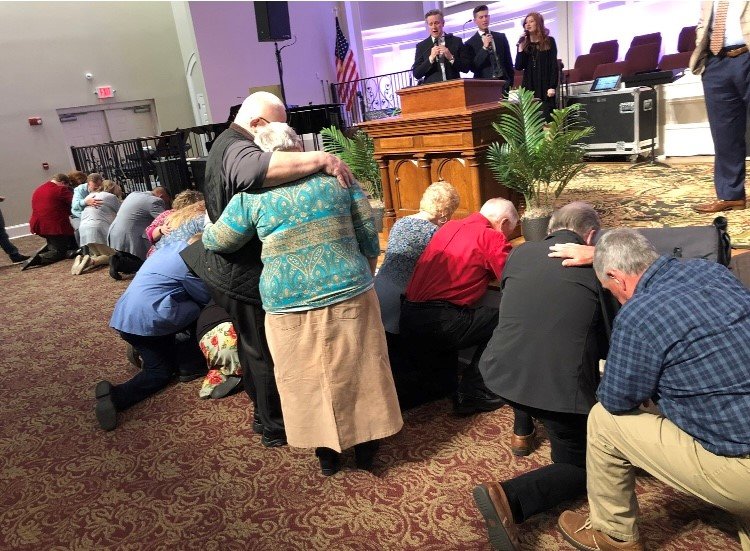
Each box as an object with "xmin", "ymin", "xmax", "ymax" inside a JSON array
[
  {"xmin": 563, "ymin": 160, "xmax": 750, "ymax": 248},
  {"xmin": 0, "ymin": 187, "xmax": 744, "ymax": 551}
]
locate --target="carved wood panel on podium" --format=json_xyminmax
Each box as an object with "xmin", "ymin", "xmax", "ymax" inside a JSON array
[{"xmin": 358, "ymin": 79, "xmax": 520, "ymax": 233}]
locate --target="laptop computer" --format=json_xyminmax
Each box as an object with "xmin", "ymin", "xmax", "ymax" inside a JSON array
[{"xmin": 589, "ymin": 74, "xmax": 622, "ymax": 93}]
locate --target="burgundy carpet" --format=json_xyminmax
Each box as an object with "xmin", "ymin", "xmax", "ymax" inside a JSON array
[{"xmin": 0, "ymin": 235, "xmax": 741, "ymax": 550}]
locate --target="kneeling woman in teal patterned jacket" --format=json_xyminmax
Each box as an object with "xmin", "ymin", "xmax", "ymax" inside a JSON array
[{"xmin": 202, "ymin": 122, "xmax": 403, "ymax": 476}]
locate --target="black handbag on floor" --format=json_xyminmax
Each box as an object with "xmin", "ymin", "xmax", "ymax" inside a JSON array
[{"xmin": 598, "ymin": 216, "xmax": 731, "ymax": 266}]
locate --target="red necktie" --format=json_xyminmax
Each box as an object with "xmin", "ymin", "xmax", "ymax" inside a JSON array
[{"xmin": 710, "ymin": 1, "xmax": 729, "ymax": 55}]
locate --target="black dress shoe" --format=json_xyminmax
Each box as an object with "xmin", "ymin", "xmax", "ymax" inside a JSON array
[
  {"xmin": 9, "ymin": 253, "xmax": 29, "ymax": 263},
  {"xmin": 261, "ymin": 430, "xmax": 287, "ymax": 447},
  {"xmin": 315, "ymin": 447, "xmax": 341, "ymax": 476},
  {"xmin": 354, "ymin": 440, "xmax": 380, "ymax": 470},
  {"xmin": 210, "ymin": 375, "xmax": 242, "ymax": 399},
  {"xmin": 20, "ymin": 254, "xmax": 42, "ymax": 271},
  {"xmin": 453, "ymin": 392, "xmax": 506, "ymax": 416},
  {"xmin": 252, "ymin": 412, "xmax": 264, "ymax": 435},
  {"xmin": 109, "ymin": 256, "xmax": 122, "ymax": 280},
  {"xmin": 95, "ymin": 380, "xmax": 117, "ymax": 431},
  {"xmin": 178, "ymin": 367, "xmax": 208, "ymax": 383}
]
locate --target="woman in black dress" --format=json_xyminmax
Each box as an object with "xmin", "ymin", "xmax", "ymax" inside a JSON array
[{"xmin": 515, "ymin": 12, "xmax": 558, "ymax": 121}]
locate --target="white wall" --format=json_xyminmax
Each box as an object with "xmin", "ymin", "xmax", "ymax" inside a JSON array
[
  {"xmin": 0, "ymin": 1, "xmax": 195, "ymax": 226},
  {"xmin": 189, "ymin": 1, "xmax": 341, "ymax": 122},
  {"xmin": 358, "ymin": 2, "xmax": 425, "ymax": 31}
]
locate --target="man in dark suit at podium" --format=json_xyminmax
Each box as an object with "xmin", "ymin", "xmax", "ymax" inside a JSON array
[
  {"xmin": 412, "ymin": 9, "xmax": 468, "ymax": 84},
  {"xmin": 465, "ymin": 5, "xmax": 514, "ymax": 92}
]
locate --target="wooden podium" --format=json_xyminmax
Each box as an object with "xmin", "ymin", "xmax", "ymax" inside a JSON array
[{"xmin": 358, "ymin": 78, "xmax": 518, "ymax": 233}]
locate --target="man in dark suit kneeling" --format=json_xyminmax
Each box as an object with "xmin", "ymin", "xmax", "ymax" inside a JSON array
[
  {"xmin": 412, "ymin": 9, "xmax": 469, "ymax": 84},
  {"xmin": 472, "ymin": 202, "xmax": 615, "ymax": 551}
]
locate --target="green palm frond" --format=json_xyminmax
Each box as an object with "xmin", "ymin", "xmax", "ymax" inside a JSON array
[
  {"xmin": 485, "ymin": 87, "xmax": 594, "ymax": 216},
  {"xmin": 321, "ymin": 126, "xmax": 382, "ymax": 201}
]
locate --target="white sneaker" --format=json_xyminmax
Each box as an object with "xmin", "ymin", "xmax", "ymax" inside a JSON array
[
  {"xmin": 74, "ymin": 254, "xmax": 91, "ymax": 275},
  {"xmin": 70, "ymin": 255, "xmax": 83, "ymax": 275}
]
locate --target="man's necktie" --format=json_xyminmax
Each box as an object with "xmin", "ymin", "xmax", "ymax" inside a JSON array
[
  {"xmin": 436, "ymin": 36, "xmax": 447, "ymax": 81},
  {"xmin": 486, "ymin": 32, "xmax": 502, "ymax": 78},
  {"xmin": 710, "ymin": 1, "xmax": 729, "ymax": 55},
  {"xmin": 485, "ymin": 32, "xmax": 494, "ymax": 52}
]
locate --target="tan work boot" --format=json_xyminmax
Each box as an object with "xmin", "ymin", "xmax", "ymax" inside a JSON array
[{"xmin": 558, "ymin": 510, "xmax": 644, "ymax": 551}]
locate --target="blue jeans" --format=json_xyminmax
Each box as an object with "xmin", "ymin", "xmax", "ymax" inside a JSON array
[
  {"xmin": 112, "ymin": 328, "xmax": 204, "ymax": 411},
  {"xmin": 0, "ymin": 208, "xmax": 20, "ymax": 258}
]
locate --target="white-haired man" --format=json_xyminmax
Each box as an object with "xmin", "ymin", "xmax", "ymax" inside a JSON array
[
  {"xmin": 182, "ymin": 92, "xmax": 354, "ymax": 448},
  {"xmin": 558, "ymin": 228, "xmax": 750, "ymax": 551},
  {"xmin": 400, "ymin": 198, "xmax": 518, "ymax": 415}
]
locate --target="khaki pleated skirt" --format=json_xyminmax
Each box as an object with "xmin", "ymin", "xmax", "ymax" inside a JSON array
[{"xmin": 265, "ymin": 288, "xmax": 403, "ymax": 452}]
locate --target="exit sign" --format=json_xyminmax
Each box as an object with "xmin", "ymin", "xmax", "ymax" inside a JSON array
[{"xmin": 96, "ymin": 86, "xmax": 114, "ymax": 99}]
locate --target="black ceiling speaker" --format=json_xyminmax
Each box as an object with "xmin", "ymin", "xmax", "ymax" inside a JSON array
[{"xmin": 254, "ymin": 2, "xmax": 292, "ymax": 42}]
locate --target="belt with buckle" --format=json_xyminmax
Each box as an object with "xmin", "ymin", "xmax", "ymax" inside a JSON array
[{"xmin": 719, "ymin": 44, "xmax": 748, "ymax": 58}]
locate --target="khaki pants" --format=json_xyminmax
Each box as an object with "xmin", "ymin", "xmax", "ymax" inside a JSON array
[
  {"xmin": 587, "ymin": 403, "xmax": 750, "ymax": 549},
  {"xmin": 87, "ymin": 243, "xmax": 116, "ymax": 267}
]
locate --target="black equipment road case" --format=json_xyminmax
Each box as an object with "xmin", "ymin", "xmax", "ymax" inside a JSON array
[{"xmin": 566, "ymin": 86, "xmax": 657, "ymax": 159}]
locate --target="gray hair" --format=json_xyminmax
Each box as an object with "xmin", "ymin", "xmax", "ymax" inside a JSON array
[
  {"xmin": 548, "ymin": 201, "xmax": 601, "ymax": 239},
  {"xmin": 593, "ymin": 228, "xmax": 658, "ymax": 280},
  {"xmin": 254, "ymin": 122, "xmax": 302, "ymax": 152},
  {"xmin": 480, "ymin": 197, "xmax": 519, "ymax": 227},
  {"xmin": 425, "ymin": 8, "xmax": 444, "ymax": 20}
]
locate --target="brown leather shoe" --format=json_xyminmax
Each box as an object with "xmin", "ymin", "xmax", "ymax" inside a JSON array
[
  {"xmin": 692, "ymin": 199, "xmax": 746, "ymax": 213},
  {"xmin": 472, "ymin": 482, "xmax": 520, "ymax": 550},
  {"xmin": 510, "ymin": 429, "xmax": 535, "ymax": 456},
  {"xmin": 558, "ymin": 511, "xmax": 644, "ymax": 551}
]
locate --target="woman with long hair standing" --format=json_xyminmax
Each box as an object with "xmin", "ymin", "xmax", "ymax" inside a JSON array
[{"xmin": 515, "ymin": 12, "xmax": 558, "ymax": 121}]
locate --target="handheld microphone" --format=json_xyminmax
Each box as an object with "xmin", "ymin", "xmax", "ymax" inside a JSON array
[{"xmin": 438, "ymin": 35, "xmax": 445, "ymax": 61}]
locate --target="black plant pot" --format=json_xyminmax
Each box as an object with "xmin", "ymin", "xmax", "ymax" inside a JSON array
[{"xmin": 521, "ymin": 216, "xmax": 552, "ymax": 242}]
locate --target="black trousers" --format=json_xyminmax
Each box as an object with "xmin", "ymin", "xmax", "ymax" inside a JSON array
[
  {"xmin": 399, "ymin": 300, "xmax": 499, "ymax": 397},
  {"xmin": 385, "ymin": 331, "xmax": 458, "ymax": 410},
  {"xmin": 210, "ymin": 290, "xmax": 284, "ymax": 434},
  {"xmin": 111, "ymin": 251, "xmax": 144, "ymax": 274},
  {"xmin": 113, "ymin": 328, "xmax": 204, "ymax": 411},
  {"xmin": 500, "ymin": 401, "xmax": 588, "ymax": 523},
  {"xmin": 39, "ymin": 235, "xmax": 76, "ymax": 264}
]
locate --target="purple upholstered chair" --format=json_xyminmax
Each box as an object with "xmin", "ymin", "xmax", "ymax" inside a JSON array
[
  {"xmin": 593, "ymin": 41, "xmax": 661, "ymax": 79},
  {"xmin": 590, "ymin": 40, "xmax": 619, "ymax": 64},
  {"xmin": 630, "ymin": 32, "xmax": 662, "ymax": 50},
  {"xmin": 658, "ymin": 26, "xmax": 697, "ymax": 71},
  {"xmin": 565, "ymin": 52, "xmax": 607, "ymax": 83}
]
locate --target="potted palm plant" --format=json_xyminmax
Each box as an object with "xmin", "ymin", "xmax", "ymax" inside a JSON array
[
  {"xmin": 485, "ymin": 87, "xmax": 593, "ymax": 241},
  {"xmin": 320, "ymin": 126, "xmax": 385, "ymax": 232}
]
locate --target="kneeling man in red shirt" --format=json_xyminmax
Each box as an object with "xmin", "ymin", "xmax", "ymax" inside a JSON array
[{"xmin": 400, "ymin": 198, "xmax": 518, "ymax": 415}]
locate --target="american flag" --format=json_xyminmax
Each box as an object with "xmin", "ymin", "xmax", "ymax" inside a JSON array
[{"xmin": 335, "ymin": 17, "xmax": 359, "ymax": 111}]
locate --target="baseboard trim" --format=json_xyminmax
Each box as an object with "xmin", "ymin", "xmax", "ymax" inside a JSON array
[{"xmin": 6, "ymin": 223, "xmax": 31, "ymax": 239}]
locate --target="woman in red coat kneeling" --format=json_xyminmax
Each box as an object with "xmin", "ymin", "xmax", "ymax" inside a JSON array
[{"xmin": 25, "ymin": 173, "xmax": 76, "ymax": 269}]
